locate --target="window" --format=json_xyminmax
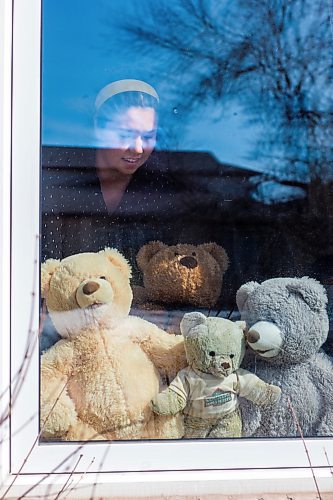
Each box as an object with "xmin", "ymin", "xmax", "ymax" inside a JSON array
[{"xmin": 2, "ymin": 0, "xmax": 333, "ymax": 497}]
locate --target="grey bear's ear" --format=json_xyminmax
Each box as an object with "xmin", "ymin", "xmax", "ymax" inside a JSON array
[
  {"xmin": 236, "ymin": 281, "xmax": 260, "ymax": 311},
  {"xmin": 286, "ymin": 277, "xmax": 328, "ymax": 312},
  {"xmin": 136, "ymin": 241, "xmax": 166, "ymax": 271},
  {"xmin": 180, "ymin": 312, "xmax": 207, "ymax": 338},
  {"xmin": 41, "ymin": 259, "xmax": 60, "ymax": 298}
]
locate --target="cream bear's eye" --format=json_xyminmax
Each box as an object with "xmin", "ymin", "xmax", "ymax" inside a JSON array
[
  {"xmin": 209, "ymin": 351, "xmax": 216, "ymax": 357},
  {"xmin": 230, "ymin": 354, "xmax": 234, "ymax": 358},
  {"xmin": 100, "ymin": 276, "xmax": 107, "ymax": 280}
]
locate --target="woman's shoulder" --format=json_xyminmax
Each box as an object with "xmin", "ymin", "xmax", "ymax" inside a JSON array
[{"xmin": 41, "ymin": 149, "xmax": 104, "ymax": 215}]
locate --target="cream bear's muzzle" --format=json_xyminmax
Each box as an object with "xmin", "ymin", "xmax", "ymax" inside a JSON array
[
  {"xmin": 209, "ymin": 354, "xmax": 234, "ymax": 378},
  {"xmin": 246, "ymin": 321, "xmax": 283, "ymax": 358},
  {"xmin": 76, "ymin": 278, "xmax": 114, "ymax": 309}
]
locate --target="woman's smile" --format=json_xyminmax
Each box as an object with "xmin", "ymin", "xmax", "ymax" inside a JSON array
[{"xmin": 122, "ymin": 156, "xmax": 142, "ymax": 163}]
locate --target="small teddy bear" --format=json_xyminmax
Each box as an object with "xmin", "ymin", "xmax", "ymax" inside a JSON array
[
  {"xmin": 40, "ymin": 248, "xmax": 187, "ymax": 441},
  {"xmin": 236, "ymin": 276, "xmax": 333, "ymax": 437},
  {"xmin": 151, "ymin": 312, "xmax": 281, "ymax": 438},
  {"xmin": 133, "ymin": 241, "xmax": 229, "ymax": 309}
]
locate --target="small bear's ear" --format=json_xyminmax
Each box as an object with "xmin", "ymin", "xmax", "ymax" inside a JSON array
[
  {"xmin": 180, "ymin": 312, "xmax": 207, "ymax": 338},
  {"xmin": 41, "ymin": 259, "xmax": 60, "ymax": 298},
  {"xmin": 100, "ymin": 248, "xmax": 132, "ymax": 279},
  {"xmin": 286, "ymin": 277, "xmax": 327, "ymax": 312},
  {"xmin": 236, "ymin": 281, "xmax": 259, "ymax": 311},
  {"xmin": 199, "ymin": 242, "xmax": 229, "ymax": 273},
  {"xmin": 136, "ymin": 241, "xmax": 166, "ymax": 271},
  {"xmin": 235, "ymin": 320, "xmax": 247, "ymax": 333}
]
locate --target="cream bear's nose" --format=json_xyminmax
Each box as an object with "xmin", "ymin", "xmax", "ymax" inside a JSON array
[
  {"xmin": 221, "ymin": 362, "xmax": 230, "ymax": 370},
  {"xmin": 82, "ymin": 281, "xmax": 100, "ymax": 295}
]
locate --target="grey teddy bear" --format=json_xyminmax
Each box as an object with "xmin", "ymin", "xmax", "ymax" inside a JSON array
[{"xmin": 236, "ymin": 276, "xmax": 333, "ymax": 437}]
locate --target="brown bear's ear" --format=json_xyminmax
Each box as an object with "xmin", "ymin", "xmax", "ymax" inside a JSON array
[
  {"xmin": 136, "ymin": 241, "xmax": 166, "ymax": 271},
  {"xmin": 198, "ymin": 242, "xmax": 229, "ymax": 273},
  {"xmin": 100, "ymin": 248, "xmax": 132, "ymax": 279},
  {"xmin": 41, "ymin": 259, "xmax": 60, "ymax": 298}
]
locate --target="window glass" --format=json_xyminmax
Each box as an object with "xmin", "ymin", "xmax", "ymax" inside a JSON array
[{"xmin": 40, "ymin": 0, "xmax": 333, "ymax": 444}]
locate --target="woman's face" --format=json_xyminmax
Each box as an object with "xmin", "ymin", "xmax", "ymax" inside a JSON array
[{"xmin": 96, "ymin": 106, "xmax": 157, "ymax": 175}]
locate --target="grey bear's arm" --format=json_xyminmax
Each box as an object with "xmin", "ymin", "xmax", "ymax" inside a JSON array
[
  {"xmin": 310, "ymin": 353, "xmax": 333, "ymax": 435},
  {"xmin": 239, "ymin": 398, "xmax": 262, "ymax": 437},
  {"xmin": 151, "ymin": 388, "xmax": 187, "ymax": 416}
]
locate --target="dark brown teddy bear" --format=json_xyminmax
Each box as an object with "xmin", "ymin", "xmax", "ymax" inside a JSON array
[{"xmin": 132, "ymin": 241, "xmax": 229, "ymax": 309}]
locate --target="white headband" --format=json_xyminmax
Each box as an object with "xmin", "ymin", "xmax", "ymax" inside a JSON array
[{"xmin": 95, "ymin": 79, "xmax": 159, "ymax": 111}]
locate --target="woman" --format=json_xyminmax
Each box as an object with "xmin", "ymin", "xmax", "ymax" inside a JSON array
[
  {"xmin": 94, "ymin": 79, "xmax": 159, "ymax": 212},
  {"xmin": 41, "ymin": 79, "xmax": 189, "ymax": 277}
]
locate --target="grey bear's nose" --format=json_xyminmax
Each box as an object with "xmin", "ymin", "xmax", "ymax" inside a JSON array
[
  {"xmin": 247, "ymin": 329, "xmax": 260, "ymax": 344},
  {"xmin": 179, "ymin": 256, "xmax": 198, "ymax": 269},
  {"xmin": 82, "ymin": 281, "xmax": 100, "ymax": 295}
]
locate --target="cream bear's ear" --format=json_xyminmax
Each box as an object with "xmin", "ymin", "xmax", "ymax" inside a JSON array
[
  {"xmin": 136, "ymin": 241, "xmax": 166, "ymax": 271},
  {"xmin": 236, "ymin": 281, "xmax": 259, "ymax": 311},
  {"xmin": 198, "ymin": 242, "xmax": 229, "ymax": 272},
  {"xmin": 41, "ymin": 259, "xmax": 60, "ymax": 298},
  {"xmin": 100, "ymin": 248, "xmax": 132, "ymax": 279},
  {"xmin": 180, "ymin": 312, "xmax": 207, "ymax": 338},
  {"xmin": 235, "ymin": 320, "xmax": 247, "ymax": 333}
]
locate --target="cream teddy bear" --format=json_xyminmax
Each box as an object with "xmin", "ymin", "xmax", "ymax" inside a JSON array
[
  {"xmin": 40, "ymin": 248, "xmax": 187, "ymax": 441},
  {"xmin": 151, "ymin": 312, "xmax": 281, "ymax": 438}
]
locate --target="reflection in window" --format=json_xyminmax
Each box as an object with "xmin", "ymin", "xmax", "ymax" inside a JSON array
[{"xmin": 40, "ymin": 0, "xmax": 333, "ymax": 443}]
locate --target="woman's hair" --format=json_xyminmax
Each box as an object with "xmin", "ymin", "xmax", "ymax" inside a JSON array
[
  {"xmin": 94, "ymin": 79, "xmax": 159, "ymax": 129},
  {"xmin": 95, "ymin": 91, "xmax": 159, "ymax": 128}
]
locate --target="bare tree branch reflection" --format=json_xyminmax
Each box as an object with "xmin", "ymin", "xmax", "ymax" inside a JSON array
[{"xmin": 114, "ymin": 0, "xmax": 332, "ymax": 182}]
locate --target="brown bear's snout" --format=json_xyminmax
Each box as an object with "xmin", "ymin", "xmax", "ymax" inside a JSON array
[
  {"xmin": 247, "ymin": 329, "xmax": 260, "ymax": 344},
  {"xmin": 179, "ymin": 256, "xmax": 198, "ymax": 269},
  {"xmin": 82, "ymin": 281, "xmax": 100, "ymax": 295}
]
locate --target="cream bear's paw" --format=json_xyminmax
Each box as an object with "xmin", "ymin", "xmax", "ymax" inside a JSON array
[
  {"xmin": 40, "ymin": 400, "xmax": 77, "ymax": 439},
  {"xmin": 263, "ymin": 384, "xmax": 282, "ymax": 406}
]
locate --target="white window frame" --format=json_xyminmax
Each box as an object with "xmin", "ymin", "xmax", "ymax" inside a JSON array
[{"xmin": 1, "ymin": 0, "xmax": 333, "ymax": 497}]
